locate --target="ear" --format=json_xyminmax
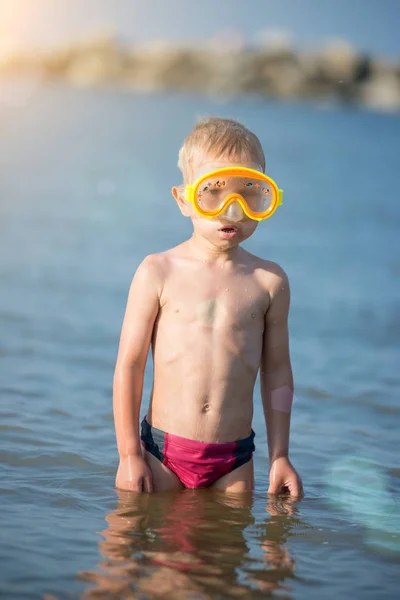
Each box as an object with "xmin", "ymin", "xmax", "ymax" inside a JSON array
[{"xmin": 172, "ymin": 185, "xmax": 191, "ymax": 217}]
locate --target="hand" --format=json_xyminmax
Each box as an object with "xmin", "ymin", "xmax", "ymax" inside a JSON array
[
  {"xmin": 268, "ymin": 456, "xmax": 303, "ymax": 497},
  {"xmin": 116, "ymin": 454, "xmax": 153, "ymax": 492}
]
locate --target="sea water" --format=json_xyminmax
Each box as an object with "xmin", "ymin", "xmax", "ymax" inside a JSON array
[{"xmin": 0, "ymin": 84, "xmax": 399, "ymax": 599}]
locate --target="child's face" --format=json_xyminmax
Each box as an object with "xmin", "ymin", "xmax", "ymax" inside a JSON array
[{"xmin": 175, "ymin": 151, "xmax": 261, "ymax": 249}]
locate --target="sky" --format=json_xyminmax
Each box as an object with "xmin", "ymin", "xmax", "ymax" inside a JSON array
[{"xmin": 0, "ymin": 0, "xmax": 399, "ymax": 58}]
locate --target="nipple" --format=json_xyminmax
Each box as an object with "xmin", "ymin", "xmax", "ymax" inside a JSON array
[{"xmin": 223, "ymin": 201, "xmax": 244, "ymax": 223}]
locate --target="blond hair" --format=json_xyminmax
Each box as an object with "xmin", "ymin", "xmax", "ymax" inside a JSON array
[{"xmin": 178, "ymin": 117, "xmax": 266, "ymax": 182}]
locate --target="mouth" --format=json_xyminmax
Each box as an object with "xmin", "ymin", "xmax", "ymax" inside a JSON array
[{"xmin": 218, "ymin": 225, "xmax": 239, "ymax": 239}]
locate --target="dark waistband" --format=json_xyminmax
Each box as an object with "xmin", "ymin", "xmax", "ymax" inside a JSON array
[{"xmin": 141, "ymin": 416, "xmax": 255, "ymax": 453}]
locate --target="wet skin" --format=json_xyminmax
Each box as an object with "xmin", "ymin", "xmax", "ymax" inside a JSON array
[{"xmin": 114, "ymin": 156, "xmax": 303, "ymax": 495}]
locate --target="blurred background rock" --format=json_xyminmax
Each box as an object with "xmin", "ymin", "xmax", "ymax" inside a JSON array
[{"xmin": 0, "ymin": 0, "xmax": 399, "ymax": 111}]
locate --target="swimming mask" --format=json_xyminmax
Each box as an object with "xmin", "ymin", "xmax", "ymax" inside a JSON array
[{"xmin": 185, "ymin": 167, "xmax": 283, "ymax": 221}]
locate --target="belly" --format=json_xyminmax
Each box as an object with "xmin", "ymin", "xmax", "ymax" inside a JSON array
[
  {"xmin": 149, "ymin": 323, "xmax": 261, "ymax": 441},
  {"xmin": 148, "ymin": 389, "xmax": 255, "ymax": 442}
]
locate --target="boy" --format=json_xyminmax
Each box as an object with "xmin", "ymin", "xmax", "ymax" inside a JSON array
[{"xmin": 113, "ymin": 117, "xmax": 302, "ymax": 495}]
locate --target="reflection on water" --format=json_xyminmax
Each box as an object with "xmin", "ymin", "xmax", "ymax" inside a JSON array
[
  {"xmin": 327, "ymin": 457, "xmax": 400, "ymax": 555},
  {"xmin": 81, "ymin": 490, "xmax": 298, "ymax": 599}
]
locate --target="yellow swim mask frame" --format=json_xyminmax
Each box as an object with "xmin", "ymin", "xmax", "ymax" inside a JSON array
[{"xmin": 184, "ymin": 166, "xmax": 283, "ymax": 221}]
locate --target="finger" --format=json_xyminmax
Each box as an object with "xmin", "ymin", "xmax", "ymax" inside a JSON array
[
  {"xmin": 124, "ymin": 478, "xmax": 143, "ymax": 492},
  {"xmin": 267, "ymin": 481, "xmax": 280, "ymax": 495},
  {"xmin": 288, "ymin": 479, "xmax": 302, "ymax": 498},
  {"xmin": 144, "ymin": 474, "xmax": 153, "ymax": 493},
  {"xmin": 115, "ymin": 479, "xmax": 140, "ymax": 492}
]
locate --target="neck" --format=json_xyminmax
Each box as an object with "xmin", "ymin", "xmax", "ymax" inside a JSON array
[{"xmin": 186, "ymin": 231, "xmax": 242, "ymax": 264}]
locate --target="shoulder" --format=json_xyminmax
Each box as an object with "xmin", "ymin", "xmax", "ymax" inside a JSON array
[
  {"xmin": 244, "ymin": 251, "xmax": 289, "ymax": 296},
  {"xmin": 140, "ymin": 242, "xmax": 192, "ymax": 275},
  {"xmin": 242, "ymin": 252, "xmax": 290, "ymax": 317},
  {"xmin": 262, "ymin": 261, "xmax": 289, "ymax": 301},
  {"xmin": 131, "ymin": 246, "xmax": 183, "ymax": 294},
  {"xmin": 138, "ymin": 252, "xmax": 169, "ymax": 275},
  {"xmin": 130, "ymin": 252, "xmax": 169, "ymax": 295}
]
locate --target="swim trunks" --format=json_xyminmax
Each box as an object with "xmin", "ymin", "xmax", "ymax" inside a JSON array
[{"xmin": 140, "ymin": 417, "xmax": 255, "ymax": 489}]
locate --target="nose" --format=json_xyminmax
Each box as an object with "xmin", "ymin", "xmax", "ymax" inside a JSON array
[{"xmin": 223, "ymin": 200, "xmax": 244, "ymax": 222}]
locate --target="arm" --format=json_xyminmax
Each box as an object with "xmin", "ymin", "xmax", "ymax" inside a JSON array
[
  {"xmin": 113, "ymin": 255, "xmax": 163, "ymax": 491},
  {"xmin": 260, "ymin": 268, "xmax": 302, "ymax": 497}
]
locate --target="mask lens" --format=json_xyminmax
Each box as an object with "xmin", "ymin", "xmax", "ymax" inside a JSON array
[
  {"xmin": 195, "ymin": 175, "xmax": 275, "ymax": 215},
  {"xmin": 196, "ymin": 177, "xmax": 226, "ymax": 211},
  {"xmin": 240, "ymin": 178, "xmax": 275, "ymax": 214}
]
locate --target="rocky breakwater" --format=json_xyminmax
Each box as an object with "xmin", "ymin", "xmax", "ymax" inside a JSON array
[{"xmin": 1, "ymin": 35, "xmax": 399, "ymax": 112}]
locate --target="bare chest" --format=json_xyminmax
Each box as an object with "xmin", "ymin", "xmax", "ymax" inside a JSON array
[{"xmin": 159, "ymin": 268, "xmax": 269, "ymax": 335}]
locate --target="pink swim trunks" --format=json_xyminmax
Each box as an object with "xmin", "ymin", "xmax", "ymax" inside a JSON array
[{"xmin": 140, "ymin": 417, "xmax": 255, "ymax": 489}]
